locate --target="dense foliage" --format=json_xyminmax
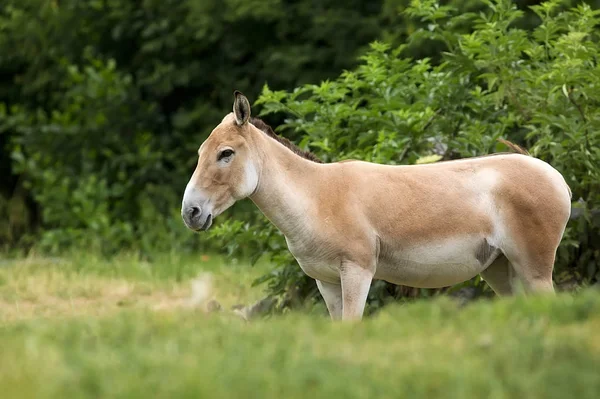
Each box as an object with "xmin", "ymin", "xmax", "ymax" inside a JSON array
[{"xmin": 210, "ymin": 0, "xmax": 600, "ymax": 311}]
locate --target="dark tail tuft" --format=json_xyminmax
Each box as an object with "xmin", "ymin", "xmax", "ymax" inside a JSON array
[{"xmin": 497, "ymin": 138, "xmax": 530, "ymax": 156}]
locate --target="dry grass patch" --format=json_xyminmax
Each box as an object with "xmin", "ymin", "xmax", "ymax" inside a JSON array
[
  {"xmin": 0, "ymin": 277, "xmax": 189, "ymax": 322},
  {"xmin": 0, "ymin": 254, "xmax": 272, "ymax": 323}
]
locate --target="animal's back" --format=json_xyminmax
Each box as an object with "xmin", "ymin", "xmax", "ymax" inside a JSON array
[{"xmin": 335, "ymin": 153, "xmax": 570, "ymax": 235}]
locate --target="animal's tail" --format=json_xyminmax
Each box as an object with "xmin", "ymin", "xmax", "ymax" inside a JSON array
[
  {"xmin": 498, "ymin": 138, "xmax": 572, "ymax": 199},
  {"xmin": 497, "ymin": 138, "xmax": 530, "ymax": 156}
]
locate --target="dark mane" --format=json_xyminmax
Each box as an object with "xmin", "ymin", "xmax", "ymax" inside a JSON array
[{"xmin": 250, "ymin": 117, "xmax": 322, "ymax": 163}]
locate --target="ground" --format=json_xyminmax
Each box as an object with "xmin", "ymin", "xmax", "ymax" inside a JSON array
[{"xmin": 1, "ymin": 252, "xmax": 599, "ymax": 398}]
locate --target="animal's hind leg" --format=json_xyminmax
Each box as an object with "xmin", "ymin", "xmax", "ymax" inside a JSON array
[
  {"xmin": 502, "ymin": 249, "xmax": 556, "ymax": 295},
  {"xmin": 492, "ymin": 163, "xmax": 569, "ymax": 295},
  {"xmin": 480, "ymin": 254, "xmax": 515, "ymax": 296},
  {"xmin": 510, "ymin": 260, "xmax": 555, "ymax": 294}
]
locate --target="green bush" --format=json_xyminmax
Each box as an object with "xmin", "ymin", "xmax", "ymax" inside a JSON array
[
  {"xmin": 211, "ymin": 0, "xmax": 600, "ymax": 311},
  {"xmin": 1, "ymin": 56, "xmax": 190, "ymax": 254}
]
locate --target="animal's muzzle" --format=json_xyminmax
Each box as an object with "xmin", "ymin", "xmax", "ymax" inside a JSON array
[{"xmin": 182, "ymin": 205, "xmax": 212, "ymax": 231}]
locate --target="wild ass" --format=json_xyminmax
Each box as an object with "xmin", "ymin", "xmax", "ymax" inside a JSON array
[{"xmin": 182, "ymin": 91, "xmax": 572, "ymax": 321}]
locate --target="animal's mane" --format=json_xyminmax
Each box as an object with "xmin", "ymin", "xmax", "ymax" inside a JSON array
[
  {"xmin": 250, "ymin": 117, "xmax": 322, "ymax": 163},
  {"xmin": 247, "ymin": 119, "xmax": 526, "ymax": 166}
]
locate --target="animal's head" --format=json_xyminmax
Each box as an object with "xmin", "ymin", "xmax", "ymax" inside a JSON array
[{"xmin": 181, "ymin": 91, "xmax": 260, "ymax": 231}]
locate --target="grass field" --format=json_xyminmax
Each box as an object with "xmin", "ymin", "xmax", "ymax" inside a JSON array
[{"xmin": 1, "ymin": 252, "xmax": 600, "ymax": 398}]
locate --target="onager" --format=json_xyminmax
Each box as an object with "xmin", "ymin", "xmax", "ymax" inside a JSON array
[{"xmin": 182, "ymin": 91, "xmax": 572, "ymax": 320}]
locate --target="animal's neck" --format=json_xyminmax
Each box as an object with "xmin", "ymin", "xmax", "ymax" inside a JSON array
[{"xmin": 249, "ymin": 133, "xmax": 320, "ymax": 238}]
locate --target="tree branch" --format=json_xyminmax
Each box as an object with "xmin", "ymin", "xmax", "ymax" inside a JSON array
[{"xmin": 567, "ymin": 86, "xmax": 591, "ymax": 151}]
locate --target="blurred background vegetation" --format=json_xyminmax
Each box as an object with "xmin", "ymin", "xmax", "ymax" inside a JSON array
[{"xmin": 1, "ymin": 0, "xmax": 599, "ymax": 312}]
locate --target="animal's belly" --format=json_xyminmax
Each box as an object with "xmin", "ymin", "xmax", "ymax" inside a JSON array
[{"xmin": 375, "ymin": 238, "xmax": 497, "ymax": 288}]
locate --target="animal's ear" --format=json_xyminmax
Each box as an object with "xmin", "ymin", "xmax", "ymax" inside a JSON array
[{"xmin": 233, "ymin": 90, "xmax": 251, "ymax": 126}]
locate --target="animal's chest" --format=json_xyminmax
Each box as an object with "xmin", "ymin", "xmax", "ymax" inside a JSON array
[{"xmin": 284, "ymin": 236, "xmax": 341, "ymax": 283}]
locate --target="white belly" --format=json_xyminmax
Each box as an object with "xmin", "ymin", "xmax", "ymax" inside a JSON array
[
  {"xmin": 286, "ymin": 234, "xmax": 499, "ymax": 288},
  {"xmin": 375, "ymin": 237, "xmax": 497, "ymax": 288}
]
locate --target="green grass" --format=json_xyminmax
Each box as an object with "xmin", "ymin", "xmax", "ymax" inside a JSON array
[{"xmin": 1, "ymin": 253, "xmax": 600, "ymax": 398}]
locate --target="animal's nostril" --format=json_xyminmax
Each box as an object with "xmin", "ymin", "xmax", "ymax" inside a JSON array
[{"xmin": 190, "ymin": 206, "xmax": 201, "ymax": 219}]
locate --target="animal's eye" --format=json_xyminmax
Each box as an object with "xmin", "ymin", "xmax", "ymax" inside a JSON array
[{"xmin": 218, "ymin": 149, "xmax": 235, "ymax": 161}]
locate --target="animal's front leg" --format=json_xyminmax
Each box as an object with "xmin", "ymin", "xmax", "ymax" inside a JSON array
[
  {"xmin": 340, "ymin": 262, "xmax": 374, "ymax": 321},
  {"xmin": 316, "ymin": 280, "xmax": 342, "ymax": 320}
]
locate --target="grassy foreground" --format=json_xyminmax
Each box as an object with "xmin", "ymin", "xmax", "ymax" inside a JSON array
[{"xmin": 1, "ymin": 253, "xmax": 600, "ymax": 398}]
